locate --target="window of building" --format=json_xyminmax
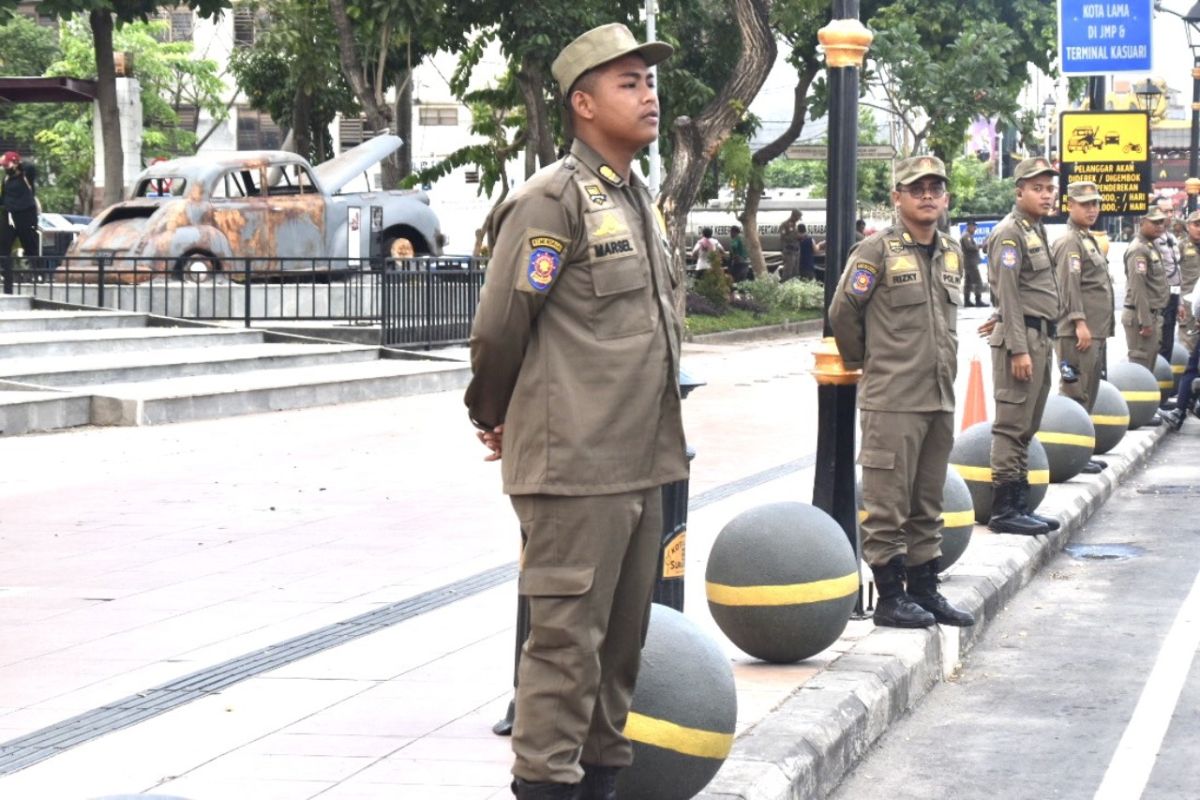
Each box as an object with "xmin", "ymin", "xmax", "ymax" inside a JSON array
[
  {"xmin": 464, "ymin": 169, "xmax": 480, "ymax": 184},
  {"xmin": 418, "ymin": 106, "xmax": 458, "ymax": 127},
  {"xmin": 236, "ymin": 108, "xmax": 283, "ymax": 151},
  {"xmin": 233, "ymin": 6, "xmax": 269, "ymax": 46},
  {"xmin": 338, "ymin": 116, "xmax": 371, "ymax": 152}
]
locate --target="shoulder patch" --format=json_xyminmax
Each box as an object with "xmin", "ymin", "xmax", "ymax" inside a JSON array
[
  {"xmin": 1135, "ymin": 257, "xmax": 1148, "ymax": 274},
  {"xmin": 1068, "ymin": 253, "xmax": 1081, "ymax": 273},
  {"xmin": 1001, "ymin": 238, "xmax": 1018, "ymax": 247},
  {"xmin": 526, "ymin": 234, "xmax": 566, "ymax": 293},
  {"xmin": 1000, "ymin": 245, "xmax": 1019, "ymax": 269},
  {"xmin": 849, "ymin": 267, "xmax": 876, "ymax": 295}
]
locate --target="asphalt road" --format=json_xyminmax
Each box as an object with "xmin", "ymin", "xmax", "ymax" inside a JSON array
[{"xmin": 829, "ymin": 429, "xmax": 1200, "ymax": 800}]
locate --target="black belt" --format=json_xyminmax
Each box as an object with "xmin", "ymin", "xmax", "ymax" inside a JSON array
[
  {"xmin": 1124, "ymin": 305, "xmax": 1162, "ymax": 313},
  {"xmin": 1023, "ymin": 315, "xmax": 1056, "ymax": 337}
]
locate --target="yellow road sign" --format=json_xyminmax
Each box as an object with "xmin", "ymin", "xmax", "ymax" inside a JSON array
[{"xmin": 1060, "ymin": 111, "xmax": 1149, "ymax": 163}]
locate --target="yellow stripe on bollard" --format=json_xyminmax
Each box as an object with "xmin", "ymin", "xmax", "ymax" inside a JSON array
[
  {"xmin": 940, "ymin": 509, "xmax": 976, "ymax": 528},
  {"xmin": 1035, "ymin": 431, "xmax": 1096, "ymax": 448},
  {"xmin": 1173, "ymin": 364, "xmax": 1185, "ymax": 374},
  {"xmin": 705, "ymin": 572, "xmax": 859, "ymax": 607},
  {"xmin": 1091, "ymin": 414, "xmax": 1130, "ymax": 426},
  {"xmin": 1029, "ymin": 469, "xmax": 1050, "ymax": 485},
  {"xmin": 625, "ymin": 711, "xmax": 734, "ymax": 760},
  {"xmin": 951, "ymin": 464, "xmax": 992, "ymax": 482},
  {"xmin": 1158, "ymin": 380, "xmax": 1174, "ymax": 389},
  {"xmin": 1121, "ymin": 390, "xmax": 1161, "ymax": 401}
]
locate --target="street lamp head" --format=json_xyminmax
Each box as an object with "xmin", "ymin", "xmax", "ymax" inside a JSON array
[
  {"xmin": 1186, "ymin": 1, "xmax": 1200, "ymax": 49},
  {"xmin": 1134, "ymin": 78, "xmax": 1162, "ymax": 112}
]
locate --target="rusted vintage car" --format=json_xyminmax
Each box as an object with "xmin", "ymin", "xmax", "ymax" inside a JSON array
[{"xmin": 66, "ymin": 135, "xmax": 443, "ymax": 279}]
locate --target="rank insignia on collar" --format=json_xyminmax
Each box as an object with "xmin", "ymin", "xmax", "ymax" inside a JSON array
[
  {"xmin": 598, "ymin": 164, "xmax": 624, "ymax": 186},
  {"xmin": 584, "ymin": 184, "xmax": 608, "ymax": 206},
  {"xmin": 902, "ymin": 231, "xmax": 913, "ymax": 244}
]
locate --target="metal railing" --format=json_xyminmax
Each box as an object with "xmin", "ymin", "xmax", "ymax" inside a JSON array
[{"xmin": 0, "ymin": 254, "xmax": 488, "ymax": 349}]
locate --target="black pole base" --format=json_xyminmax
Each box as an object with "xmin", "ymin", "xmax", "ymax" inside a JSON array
[{"xmin": 492, "ymin": 698, "xmax": 515, "ymax": 736}]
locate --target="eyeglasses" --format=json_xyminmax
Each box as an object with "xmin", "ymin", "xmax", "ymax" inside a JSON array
[{"xmin": 898, "ymin": 182, "xmax": 947, "ymax": 198}]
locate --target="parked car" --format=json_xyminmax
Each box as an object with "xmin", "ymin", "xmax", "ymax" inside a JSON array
[{"xmin": 66, "ymin": 135, "xmax": 443, "ymax": 279}]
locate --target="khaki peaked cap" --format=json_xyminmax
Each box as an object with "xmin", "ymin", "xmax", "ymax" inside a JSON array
[{"xmin": 551, "ymin": 23, "xmax": 673, "ymax": 96}]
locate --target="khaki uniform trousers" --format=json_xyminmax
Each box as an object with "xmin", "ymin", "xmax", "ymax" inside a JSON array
[
  {"xmin": 510, "ymin": 488, "xmax": 661, "ymax": 785},
  {"xmin": 1057, "ymin": 337, "xmax": 1106, "ymax": 412},
  {"xmin": 992, "ymin": 328, "xmax": 1053, "ymax": 483},
  {"xmin": 1179, "ymin": 303, "xmax": 1198, "ymax": 353},
  {"xmin": 1122, "ymin": 308, "xmax": 1162, "ymax": 371},
  {"xmin": 858, "ymin": 410, "xmax": 953, "ymax": 567}
]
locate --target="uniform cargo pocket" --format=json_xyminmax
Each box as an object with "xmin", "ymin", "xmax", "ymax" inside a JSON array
[
  {"xmin": 519, "ymin": 565, "xmax": 595, "ymax": 597},
  {"xmin": 591, "ymin": 259, "xmax": 648, "ymax": 296},
  {"xmin": 857, "ymin": 448, "xmax": 896, "ymax": 470},
  {"xmin": 996, "ymin": 387, "xmax": 1027, "ymax": 404}
]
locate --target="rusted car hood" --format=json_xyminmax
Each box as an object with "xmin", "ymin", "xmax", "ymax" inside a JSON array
[
  {"xmin": 72, "ymin": 202, "xmax": 163, "ymax": 253},
  {"xmin": 313, "ymin": 134, "xmax": 403, "ymax": 194}
]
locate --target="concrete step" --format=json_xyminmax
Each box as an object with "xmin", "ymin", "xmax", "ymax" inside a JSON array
[
  {"xmin": 0, "ymin": 343, "xmax": 383, "ymax": 388},
  {"xmin": 0, "ymin": 310, "xmax": 149, "ymax": 334},
  {"xmin": 0, "ymin": 295, "xmax": 33, "ymax": 312},
  {"xmin": 88, "ymin": 359, "xmax": 473, "ymax": 426},
  {"xmin": 0, "ymin": 390, "xmax": 92, "ymax": 436},
  {"xmin": 0, "ymin": 327, "xmax": 266, "ymax": 361}
]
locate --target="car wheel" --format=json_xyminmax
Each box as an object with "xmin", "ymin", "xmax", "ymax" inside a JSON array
[
  {"xmin": 382, "ymin": 235, "xmax": 419, "ymax": 270},
  {"xmin": 177, "ymin": 253, "xmax": 219, "ymax": 282}
]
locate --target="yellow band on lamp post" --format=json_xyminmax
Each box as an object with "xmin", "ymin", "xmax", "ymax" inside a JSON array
[
  {"xmin": 812, "ymin": 336, "xmax": 862, "ymax": 385},
  {"xmin": 817, "ymin": 18, "xmax": 874, "ymax": 69}
]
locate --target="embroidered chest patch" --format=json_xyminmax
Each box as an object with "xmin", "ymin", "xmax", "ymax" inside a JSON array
[{"xmin": 944, "ymin": 251, "xmax": 960, "ymax": 272}]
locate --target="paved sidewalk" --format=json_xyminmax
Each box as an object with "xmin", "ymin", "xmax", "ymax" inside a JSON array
[{"xmin": 0, "ymin": 311, "xmax": 1172, "ymax": 799}]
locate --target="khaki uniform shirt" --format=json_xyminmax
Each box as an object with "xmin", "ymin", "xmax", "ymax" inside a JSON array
[
  {"xmin": 1180, "ymin": 237, "xmax": 1200, "ymax": 295},
  {"xmin": 1124, "ymin": 235, "xmax": 1168, "ymax": 328},
  {"xmin": 960, "ymin": 232, "xmax": 981, "ymax": 270},
  {"xmin": 829, "ymin": 224, "xmax": 961, "ymax": 413},
  {"xmin": 986, "ymin": 208, "xmax": 1060, "ymax": 354},
  {"xmin": 464, "ymin": 139, "xmax": 688, "ymax": 496},
  {"xmin": 1053, "ymin": 222, "xmax": 1114, "ymax": 338}
]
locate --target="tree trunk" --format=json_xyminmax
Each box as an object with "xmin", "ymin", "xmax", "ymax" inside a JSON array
[
  {"xmin": 327, "ymin": 0, "xmax": 399, "ymax": 187},
  {"xmin": 660, "ymin": 0, "xmax": 776, "ymax": 310},
  {"xmin": 395, "ymin": 69, "xmax": 413, "ymax": 180},
  {"xmin": 742, "ymin": 61, "xmax": 820, "ymax": 277},
  {"xmin": 516, "ymin": 54, "xmax": 556, "ymax": 178},
  {"xmin": 90, "ymin": 10, "xmax": 124, "ymax": 208},
  {"xmin": 292, "ymin": 85, "xmax": 312, "ymax": 162}
]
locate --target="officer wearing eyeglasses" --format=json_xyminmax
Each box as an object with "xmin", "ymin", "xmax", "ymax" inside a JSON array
[
  {"xmin": 830, "ymin": 155, "xmax": 974, "ymax": 630},
  {"xmin": 984, "ymin": 157, "xmax": 1063, "ymax": 537}
]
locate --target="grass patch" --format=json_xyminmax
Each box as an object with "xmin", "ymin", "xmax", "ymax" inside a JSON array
[{"xmin": 685, "ymin": 307, "xmax": 821, "ymax": 336}]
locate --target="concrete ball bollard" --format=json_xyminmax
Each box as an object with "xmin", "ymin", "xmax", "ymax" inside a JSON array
[
  {"xmin": 949, "ymin": 421, "xmax": 1050, "ymax": 524},
  {"xmin": 616, "ymin": 604, "xmax": 737, "ymax": 800},
  {"xmin": 1035, "ymin": 394, "xmax": 1097, "ymax": 482},
  {"xmin": 855, "ymin": 470, "xmax": 973, "ymax": 571},
  {"xmin": 1091, "ymin": 380, "xmax": 1130, "ymax": 455},
  {"xmin": 1108, "ymin": 361, "xmax": 1161, "ymax": 429},
  {"xmin": 939, "ymin": 467, "xmax": 975, "ymax": 569},
  {"xmin": 1154, "ymin": 354, "xmax": 1175, "ymax": 405},
  {"xmin": 705, "ymin": 502, "xmax": 858, "ymax": 664},
  {"xmin": 1171, "ymin": 342, "xmax": 1190, "ymax": 395}
]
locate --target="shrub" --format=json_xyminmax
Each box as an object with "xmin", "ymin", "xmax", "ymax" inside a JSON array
[
  {"xmin": 686, "ymin": 291, "xmax": 724, "ymax": 316},
  {"xmin": 693, "ymin": 266, "xmax": 733, "ymax": 312},
  {"xmin": 729, "ymin": 295, "xmax": 767, "ymax": 314}
]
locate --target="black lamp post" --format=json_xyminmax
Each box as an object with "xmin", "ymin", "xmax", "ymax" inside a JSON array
[
  {"xmin": 1135, "ymin": 79, "xmax": 1162, "ymax": 203},
  {"xmin": 1042, "ymin": 94, "xmax": 1057, "ymax": 160},
  {"xmin": 814, "ymin": 3, "xmax": 872, "ymax": 610}
]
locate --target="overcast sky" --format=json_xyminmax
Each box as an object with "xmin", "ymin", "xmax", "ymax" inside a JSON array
[{"xmin": 1150, "ymin": 0, "xmax": 1196, "ymax": 99}]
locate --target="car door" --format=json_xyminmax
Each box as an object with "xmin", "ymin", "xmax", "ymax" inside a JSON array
[
  {"xmin": 264, "ymin": 162, "xmax": 326, "ymax": 267},
  {"xmin": 208, "ymin": 165, "xmax": 272, "ymax": 269}
]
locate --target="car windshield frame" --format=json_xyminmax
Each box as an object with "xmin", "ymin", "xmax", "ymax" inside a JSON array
[{"xmin": 135, "ymin": 177, "xmax": 188, "ymax": 198}]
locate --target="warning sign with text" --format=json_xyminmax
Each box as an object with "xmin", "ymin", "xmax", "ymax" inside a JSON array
[{"xmin": 1058, "ymin": 110, "xmax": 1150, "ymax": 215}]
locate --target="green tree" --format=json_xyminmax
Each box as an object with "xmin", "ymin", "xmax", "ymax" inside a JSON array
[
  {"xmin": 951, "ymin": 156, "xmax": 1015, "ymax": 216},
  {"xmin": 760, "ymin": 109, "xmax": 893, "ymax": 208},
  {"xmin": 33, "ymin": 17, "xmax": 227, "ymax": 213},
  {"xmin": 228, "ymin": 0, "xmax": 357, "ymax": 164},
  {"xmin": 865, "ymin": 0, "xmax": 1056, "ymax": 166},
  {"xmin": 31, "ymin": 0, "xmax": 231, "ymax": 206}
]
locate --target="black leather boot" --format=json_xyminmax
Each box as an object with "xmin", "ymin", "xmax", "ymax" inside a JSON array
[
  {"xmin": 580, "ymin": 764, "xmax": 619, "ymax": 800},
  {"xmin": 513, "ymin": 779, "xmax": 582, "ymax": 799},
  {"xmin": 987, "ymin": 482, "xmax": 1050, "ymax": 535},
  {"xmin": 906, "ymin": 558, "xmax": 975, "ymax": 626},
  {"xmin": 1017, "ymin": 478, "xmax": 1060, "ymax": 531},
  {"xmin": 870, "ymin": 556, "xmax": 936, "ymax": 628}
]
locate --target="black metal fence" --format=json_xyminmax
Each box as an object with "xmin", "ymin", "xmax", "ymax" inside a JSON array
[{"xmin": 0, "ymin": 254, "xmax": 487, "ymax": 349}]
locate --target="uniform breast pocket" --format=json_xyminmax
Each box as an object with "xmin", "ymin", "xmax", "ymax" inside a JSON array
[
  {"xmin": 886, "ymin": 283, "xmax": 927, "ymax": 308},
  {"xmin": 590, "ymin": 258, "xmax": 654, "ymax": 340},
  {"xmin": 1029, "ymin": 246, "xmax": 1052, "ymax": 271}
]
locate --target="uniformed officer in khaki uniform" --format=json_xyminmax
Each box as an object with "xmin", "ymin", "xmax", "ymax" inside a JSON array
[
  {"xmin": 1122, "ymin": 208, "xmax": 1169, "ymax": 373},
  {"xmin": 464, "ymin": 24, "xmax": 685, "ymax": 800},
  {"xmin": 985, "ymin": 157, "xmax": 1063, "ymax": 536},
  {"xmin": 829, "ymin": 155, "xmax": 974, "ymax": 630},
  {"xmin": 1053, "ymin": 181, "xmax": 1114, "ymax": 474},
  {"xmin": 960, "ymin": 220, "xmax": 984, "ymax": 306},
  {"xmin": 1176, "ymin": 210, "xmax": 1200, "ymax": 352}
]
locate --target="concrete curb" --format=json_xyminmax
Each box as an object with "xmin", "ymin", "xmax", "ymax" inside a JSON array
[
  {"xmin": 697, "ymin": 422, "xmax": 1167, "ymax": 800},
  {"xmin": 687, "ymin": 318, "xmax": 825, "ymax": 345}
]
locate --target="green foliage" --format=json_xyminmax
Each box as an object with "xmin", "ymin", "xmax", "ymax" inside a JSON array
[
  {"xmin": 740, "ymin": 271, "xmax": 825, "ymax": 313},
  {"xmin": 760, "ymin": 109, "xmax": 892, "ymax": 206},
  {"xmin": 694, "ymin": 263, "xmax": 733, "ymax": 312},
  {"xmin": 866, "ymin": 0, "xmax": 1057, "ymax": 165},
  {"xmin": 950, "ymin": 156, "xmax": 1015, "ymax": 215},
  {"xmin": 229, "ymin": 0, "xmax": 358, "ymax": 164}
]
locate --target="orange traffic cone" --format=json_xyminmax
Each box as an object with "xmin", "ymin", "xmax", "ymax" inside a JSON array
[{"xmin": 962, "ymin": 354, "xmax": 987, "ymax": 431}]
